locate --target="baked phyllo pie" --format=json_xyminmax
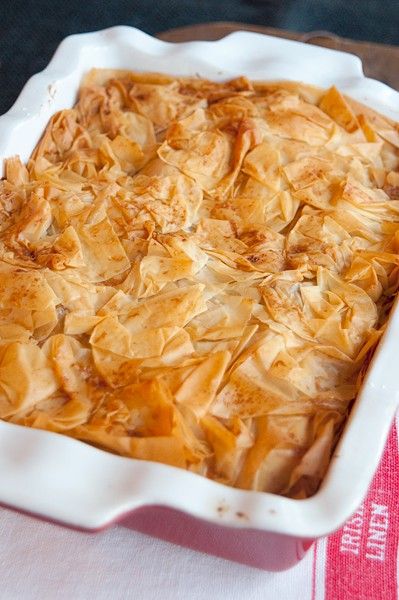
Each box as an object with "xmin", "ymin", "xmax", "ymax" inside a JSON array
[{"xmin": 1, "ymin": 70, "xmax": 398, "ymax": 498}]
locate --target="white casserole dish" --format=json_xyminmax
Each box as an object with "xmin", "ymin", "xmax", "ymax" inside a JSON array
[{"xmin": 0, "ymin": 26, "xmax": 398, "ymax": 571}]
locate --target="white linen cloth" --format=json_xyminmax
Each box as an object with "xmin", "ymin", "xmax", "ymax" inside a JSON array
[{"xmin": 0, "ymin": 504, "xmax": 315, "ymax": 600}]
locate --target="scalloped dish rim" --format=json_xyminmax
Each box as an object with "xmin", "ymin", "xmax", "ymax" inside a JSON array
[{"xmin": 0, "ymin": 26, "xmax": 398, "ymax": 540}]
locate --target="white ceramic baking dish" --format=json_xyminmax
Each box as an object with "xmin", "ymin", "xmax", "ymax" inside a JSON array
[{"xmin": 0, "ymin": 26, "xmax": 398, "ymax": 571}]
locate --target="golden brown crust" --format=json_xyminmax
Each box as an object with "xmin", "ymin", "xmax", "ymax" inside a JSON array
[{"xmin": 1, "ymin": 70, "xmax": 399, "ymax": 498}]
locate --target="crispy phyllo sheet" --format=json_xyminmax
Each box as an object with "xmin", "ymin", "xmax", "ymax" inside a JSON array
[{"xmin": 1, "ymin": 70, "xmax": 399, "ymax": 498}]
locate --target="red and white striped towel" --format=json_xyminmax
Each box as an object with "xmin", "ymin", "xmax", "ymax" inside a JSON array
[{"xmin": 314, "ymin": 418, "xmax": 399, "ymax": 600}]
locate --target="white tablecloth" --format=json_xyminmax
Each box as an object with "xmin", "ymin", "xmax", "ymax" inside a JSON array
[{"xmin": 0, "ymin": 504, "xmax": 315, "ymax": 600}]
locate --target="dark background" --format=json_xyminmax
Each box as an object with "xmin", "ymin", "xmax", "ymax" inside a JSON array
[{"xmin": 1, "ymin": 0, "xmax": 398, "ymax": 115}]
